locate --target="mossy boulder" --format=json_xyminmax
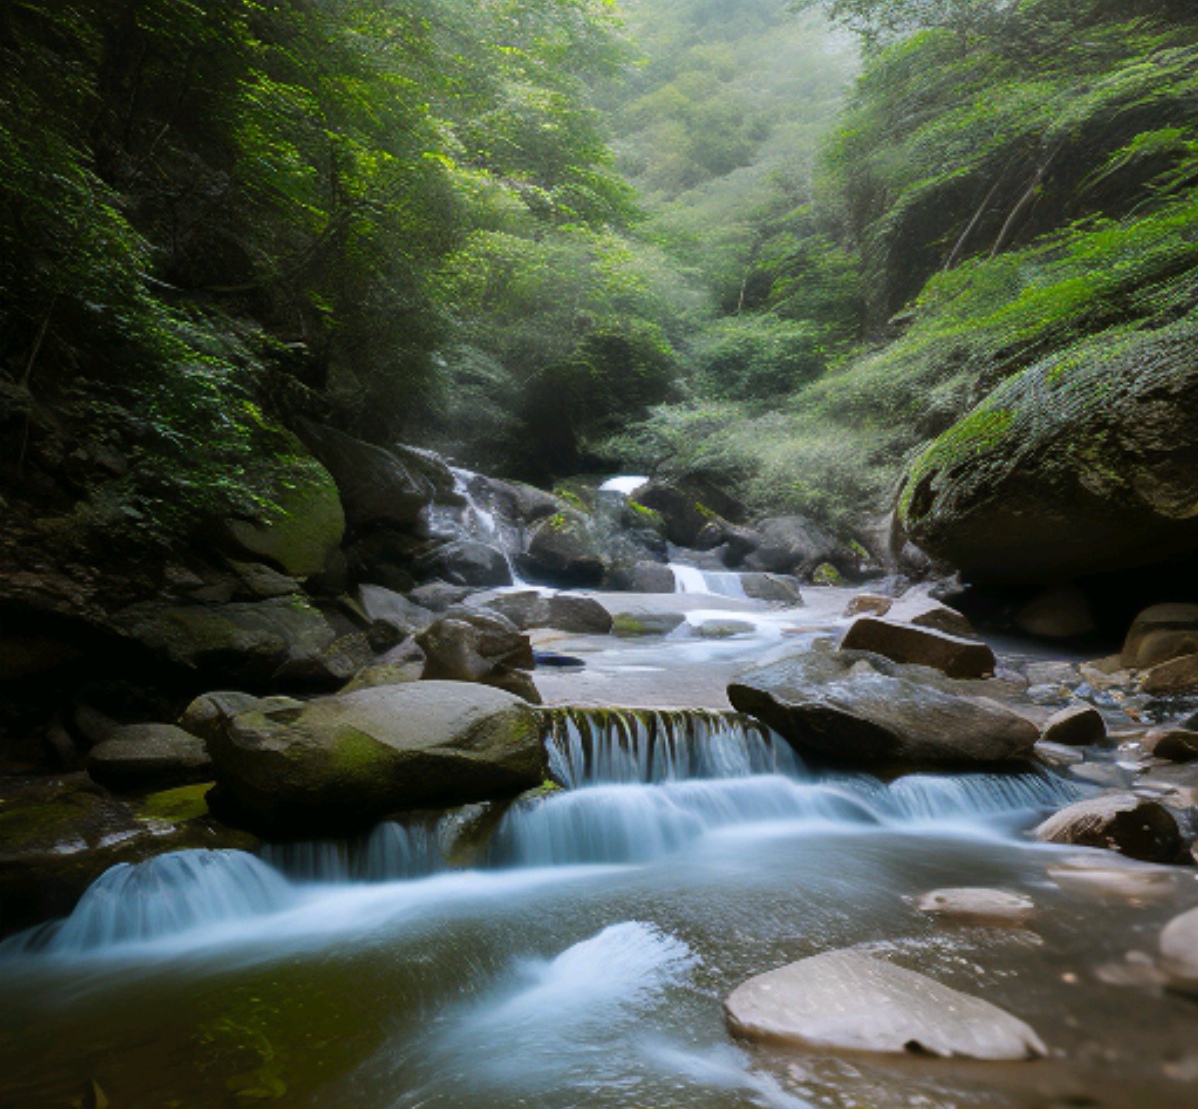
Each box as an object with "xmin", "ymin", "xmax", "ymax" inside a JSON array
[
  {"xmin": 222, "ymin": 455, "xmax": 345, "ymax": 578},
  {"xmin": 206, "ymin": 682, "xmax": 547, "ymax": 836},
  {"xmin": 520, "ymin": 511, "xmax": 606, "ymax": 587},
  {"xmin": 899, "ymin": 319, "xmax": 1198, "ymax": 583}
]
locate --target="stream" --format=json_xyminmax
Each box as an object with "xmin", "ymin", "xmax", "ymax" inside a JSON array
[{"xmin": 3, "ymin": 513, "xmax": 1198, "ymax": 1108}]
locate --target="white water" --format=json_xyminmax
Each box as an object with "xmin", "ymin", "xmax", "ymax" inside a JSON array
[
  {"xmin": 599, "ymin": 474, "xmax": 650, "ymax": 496},
  {"xmin": 670, "ymin": 562, "xmax": 749, "ymax": 599}
]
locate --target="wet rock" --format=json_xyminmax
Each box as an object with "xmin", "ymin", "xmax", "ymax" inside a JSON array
[
  {"xmin": 408, "ymin": 581, "xmax": 474, "ymax": 612},
  {"xmin": 272, "ymin": 630, "xmax": 375, "ymax": 690},
  {"xmin": 86, "ymin": 724, "xmax": 212, "ymax": 791},
  {"xmin": 839, "ymin": 617, "xmax": 996, "ymax": 679},
  {"xmin": 915, "ymin": 888, "xmax": 1035, "ymax": 926},
  {"xmin": 226, "ymin": 560, "xmax": 303, "ymax": 600},
  {"xmin": 419, "ymin": 540, "xmax": 513, "ymax": 588},
  {"xmin": 390, "ymin": 442, "xmax": 458, "ymax": 505},
  {"xmin": 341, "ymin": 639, "xmax": 426, "ymax": 692},
  {"xmin": 693, "ymin": 618, "xmax": 757, "ymax": 639},
  {"xmin": 356, "ymin": 584, "xmax": 436, "ymax": 636},
  {"xmin": 218, "ymin": 457, "xmax": 344, "ymax": 578},
  {"xmin": 485, "ymin": 478, "xmax": 569, "ymax": 524},
  {"xmin": 520, "ymin": 512, "xmax": 606, "ymax": 587},
  {"xmin": 296, "ymin": 419, "xmax": 432, "ymax": 532},
  {"xmin": 1015, "ymin": 585, "xmax": 1097, "ymax": 639},
  {"xmin": 886, "ymin": 596, "xmax": 976, "ymax": 639},
  {"xmin": 1122, "ymin": 603, "xmax": 1198, "ymax": 669},
  {"xmin": 1034, "ymin": 794, "xmax": 1181, "ymax": 861},
  {"xmin": 631, "ymin": 482, "xmax": 715, "ymax": 547},
  {"xmin": 604, "ymin": 561, "xmax": 676, "ymax": 593},
  {"xmin": 112, "ymin": 596, "xmax": 338, "ymax": 688},
  {"xmin": 1024, "ymin": 661, "xmax": 1081, "ymax": 689},
  {"xmin": 1079, "ymin": 655, "xmax": 1135, "ymax": 692},
  {"xmin": 728, "ymin": 649, "xmax": 1038, "ymax": 768},
  {"xmin": 725, "ymin": 950, "xmax": 1046, "ymax": 1060},
  {"xmin": 1139, "ymin": 652, "xmax": 1198, "ymax": 695},
  {"xmin": 178, "ymin": 691, "xmax": 301, "ymax": 744},
  {"xmin": 1048, "ymin": 853, "xmax": 1181, "ymax": 899},
  {"xmin": 1034, "ymin": 741, "xmax": 1086, "ymax": 770},
  {"xmin": 207, "ymin": 682, "xmax": 546, "ymax": 836},
  {"xmin": 418, "ymin": 610, "xmax": 539, "ymax": 702},
  {"xmin": 1040, "ymin": 704, "xmax": 1106, "ymax": 748},
  {"xmin": 1143, "ymin": 727, "xmax": 1198, "ymax": 762},
  {"xmin": 483, "ymin": 591, "xmax": 613, "ymax": 635},
  {"xmin": 611, "ymin": 611, "xmax": 688, "ymax": 637},
  {"xmin": 743, "ymin": 516, "xmax": 856, "ymax": 579},
  {"xmin": 845, "ymin": 594, "xmax": 892, "ymax": 618},
  {"xmin": 1159, "ymin": 907, "xmax": 1198, "ymax": 996},
  {"xmin": 739, "ymin": 573, "xmax": 803, "ymax": 606}
]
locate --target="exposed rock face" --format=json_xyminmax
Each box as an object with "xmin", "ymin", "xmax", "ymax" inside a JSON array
[
  {"xmin": 728, "ymin": 649, "xmax": 1038, "ymax": 768},
  {"xmin": 915, "ymin": 888, "xmax": 1035, "ymax": 926},
  {"xmin": 898, "ymin": 320, "xmax": 1198, "ymax": 583},
  {"xmin": 417, "ymin": 610, "xmax": 540, "ymax": 702},
  {"xmin": 1122, "ymin": 603, "xmax": 1198, "ymax": 668},
  {"xmin": 520, "ymin": 512, "xmax": 606, "ymax": 586},
  {"xmin": 839, "ymin": 617, "xmax": 995, "ymax": 679},
  {"xmin": 206, "ymin": 682, "xmax": 546, "ymax": 835},
  {"xmin": 1159, "ymin": 906, "xmax": 1198, "ymax": 996},
  {"xmin": 220, "ymin": 458, "xmax": 345, "ymax": 578},
  {"xmin": 743, "ymin": 515, "xmax": 856, "ymax": 579},
  {"xmin": 725, "ymin": 950, "xmax": 1046, "ymax": 1060},
  {"xmin": 86, "ymin": 724, "xmax": 212, "ymax": 790},
  {"xmin": 483, "ymin": 591, "xmax": 613, "ymax": 635},
  {"xmin": 420, "ymin": 540, "xmax": 513, "ymax": 588},
  {"xmin": 296, "ymin": 419, "xmax": 431, "ymax": 532},
  {"xmin": 1034, "ymin": 794, "xmax": 1181, "ymax": 861},
  {"xmin": 1040, "ymin": 704, "xmax": 1106, "ymax": 748},
  {"xmin": 113, "ymin": 596, "xmax": 338, "ymax": 688}
]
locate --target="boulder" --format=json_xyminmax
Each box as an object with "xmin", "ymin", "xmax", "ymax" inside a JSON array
[
  {"xmin": 179, "ymin": 691, "xmax": 300, "ymax": 744},
  {"xmin": 206, "ymin": 682, "xmax": 546, "ymax": 836},
  {"xmin": 220, "ymin": 456, "xmax": 344, "ymax": 578},
  {"xmin": 272, "ymin": 630, "xmax": 375, "ymax": 690},
  {"xmin": 1122, "ymin": 603, "xmax": 1198, "ymax": 669},
  {"xmin": 1034, "ymin": 741, "xmax": 1085, "ymax": 770},
  {"xmin": 424, "ymin": 540, "xmax": 513, "ymax": 588},
  {"xmin": 845, "ymin": 594, "xmax": 892, "ymax": 618},
  {"xmin": 484, "ymin": 592, "xmax": 613, "ymax": 635},
  {"xmin": 898, "ymin": 320, "xmax": 1198, "ymax": 584},
  {"xmin": 1143, "ymin": 728, "xmax": 1198, "ymax": 763},
  {"xmin": 693, "ymin": 618, "xmax": 757, "ymax": 639},
  {"xmin": 915, "ymin": 888, "xmax": 1035, "ymax": 927},
  {"xmin": 1015, "ymin": 585, "xmax": 1097, "ymax": 639},
  {"xmin": 486, "ymin": 478, "xmax": 569, "ymax": 524},
  {"xmin": 340, "ymin": 640, "xmax": 426, "ymax": 692},
  {"xmin": 604, "ymin": 562, "xmax": 676, "ymax": 593},
  {"xmin": 1033, "ymin": 794, "xmax": 1181, "ymax": 862},
  {"xmin": 113, "ymin": 597, "xmax": 337, "ymax": 688},
  {"xmin": 408, "ymin": 581, "xmax": 474, "ymax": 612},
  {"xmin": 1139, "ymin": 653, "xmax": 1198, "ymax": 695},
  {"xmin": 520, "ymin": 512, "xmax": 606, "ymax": 586},
  {"xmin": 743, "ymin": 515, "xmax": 857, "ymax": 579},
  {"xmin": 1159, "ymin": 906, "xmax": 1198, "ymax": 996},
  {"xmin": 839, "ymin": 617, "xmax": 995, "ymax": 679},
  {"xmin": 1040, "ymin": 704, "xmax": 1106, "ymax": 748},
  {"xmin": 612, "ymin": 611, "xmax": 688, "ymax": 637},
  {"xmin": 886, "ymin": 596, "xmax": 975, "ymax": 639},
  {"xmin": 725, "ymin": 950, "xmax": 1045, "ymax": 1060},
  {"xmin": 86, "ymin": 724, "xmax": 212, "ymax": 790},
  {"xmin": 739, "ymin": 573, "xmax": 803, "ymax": 606},
  {"xmin": 389, "ymin": 442, "xmax": 458, "ymax": 505},
  {"xmin": 226, "ymin": 560, "xmax": 302, "ymax": 600},
  {"xmin": 296, "ymin": 419, "xmax": 431, "ymax": 532},
  {"xmin": 417, "ymin": 611, "xmax": 539, "ymax": 702},
  {"xmin": 728, "ymin": 649, "xmax": 1038, "ymax": 768},
  {"xmin": 356, "ymin": 584, "xmax": 436, "ymax": 636},
  {"xmin": 631, "ymin": 482, "xmax": 714, "ymax": 547}
]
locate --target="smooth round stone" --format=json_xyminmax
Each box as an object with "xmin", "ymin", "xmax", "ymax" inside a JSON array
[
  {"xmin": 916, "ymin": 888, "xmax": 1035, "ymax": 926},
  {"xmin": 1046, "ymin": 855, "xmax": 1177, "ymax": 901},
  {"xmin": 1159, "ymin": 907, "xmax": 1198, "ymax": 996},
  {"xmin": 725, "ymin": 949, "xmax": 1047, "ymax": 1060}
]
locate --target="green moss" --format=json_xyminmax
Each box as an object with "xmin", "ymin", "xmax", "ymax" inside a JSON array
[
  {"xmin": 811, "ymin": 563, "xmax": 843, "ymax": 586},
  {"xmin": 133, "ymin": 783, "xmax": 214, "ymax": 824},
  {"xmin": 626, "ymin": 499, "xmax": 662, "ymax": 523}
]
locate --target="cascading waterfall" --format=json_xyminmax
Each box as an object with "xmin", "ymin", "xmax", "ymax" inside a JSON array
[
  {"xmin": 427, "ymin": 466, "xmax": 526, "ymax": 582},
  {"xmin": 1, "ymin": 707, "xmax": 1084, "ymax": 958},
  {"xmin": 669, "ymin": 563, "xmax": 748, "ymax": 599}
]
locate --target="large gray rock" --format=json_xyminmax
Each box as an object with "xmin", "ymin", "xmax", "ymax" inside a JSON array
[
  {"xmin": 1159, "ymin": 906, "xmax": 1198, "ymax": 996},
  {"xmin": 484, "ymin": 591, "xmax": 613, "ymax": 635},
  {"xmin": 604, "ymin": 561, "xmax": 676, "ymax": 593},
  {"xmin": 207, "ymin": 682, "xmax": 546, "ymax": 835},
  {"xmin": 743, "ymin": 516, "xmax": 856, "ymax": 579},
  {"xmin": 113, "ymin": 597, "xmax": 337, "ymax": 687},
  {"xmin": 739, "ymin": 573, "xmax": 804, "ymax": 606},
  {"xmin": 486, "ymin": 478, "xmax": 569, "ymax": 524},
  {"xmin": 631, "ymin": 482, "xmax": 715, "ymax": 548},
  {"xmin": 87, "ymin": 724, "xmax": 213, "ymax": 790},
  {"xmin": 357, "ymin": 584, "xmax": 437, "ymax": 636},
  {"xmin": 420, "ymin": 540, "xmax": 513, "ymax": 588},
  {"xmin": 898, "ymin": 319, "xmax": 1198, "ymax": 583},
  {"xmin": 728, "ymin": 649, "xmax": 1038, "ymax": 768},
  {"xmin": 725, "ymin": 950, "xmax": 1046, "ymax": 1059},
  {"xmin": 1034, "ymin": 794, "xmax": 1181, "ymax": 862},
  {"xmin": 839, "ymin": 617, "xmax": 995, "ymax": 679},
  {"xmin": 520, "ymin": 512, "xmax": 606, "ymax": 586},
  {"xmin": 417, "ymin": 610, "xmax": 539, "ymax": 702},
  {"xmin": 885, "ymin": 595, "xmax": 975, "ymax": 638},
  {"xmin": 297, "ymin": 419, "xmax": 431, "ymax": 532},
  {"xmin": 179, "ymin": 691, "xmax": 301, "ymax": 744}
]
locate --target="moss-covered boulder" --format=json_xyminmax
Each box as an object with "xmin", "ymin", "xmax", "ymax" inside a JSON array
[
  {"xmin": 899, "ymin": 319, "xmax": 1198, "ymax": 583},
  {"xmin": 206, "ymin": 682, "xmax": 547, "ymax": 836},
  {"xmin": 520, "ymin": 511, "xmax": 606, "ymax": 586},
  {"xmin": 222, "ymin": 455, "xmax": 345, "ymax": 578}
]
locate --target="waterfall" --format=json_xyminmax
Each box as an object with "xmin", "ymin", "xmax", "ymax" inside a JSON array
[
  {"xmin": 261, "ymin": 820, "xmax": 445, "ymax": 883},
  {"xmin": 669, "ymin": 563, "xmax": 748, "ymax": 599},
  {"xmin": 426, "ymin": 466, "xmax": 526, "ymax": 583}
]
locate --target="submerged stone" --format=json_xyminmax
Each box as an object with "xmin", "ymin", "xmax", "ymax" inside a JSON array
[
  {"xmin": 725, "ymin": 950, "xmax": 1046, "ymax": 1060},
  {"xmin": 915, "ymin": 888, "xmax": 1035, "ymax": 927}
]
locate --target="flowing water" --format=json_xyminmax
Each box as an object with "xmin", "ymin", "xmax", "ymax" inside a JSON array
[{"xmin": 6, "ymin": 707, "xmax": 1197, "ymax": 1109}]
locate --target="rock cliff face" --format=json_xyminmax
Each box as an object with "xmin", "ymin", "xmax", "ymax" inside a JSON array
[{"xmin": 898, "ymin": 318, "xmax": 1198, "ymax": 583}]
